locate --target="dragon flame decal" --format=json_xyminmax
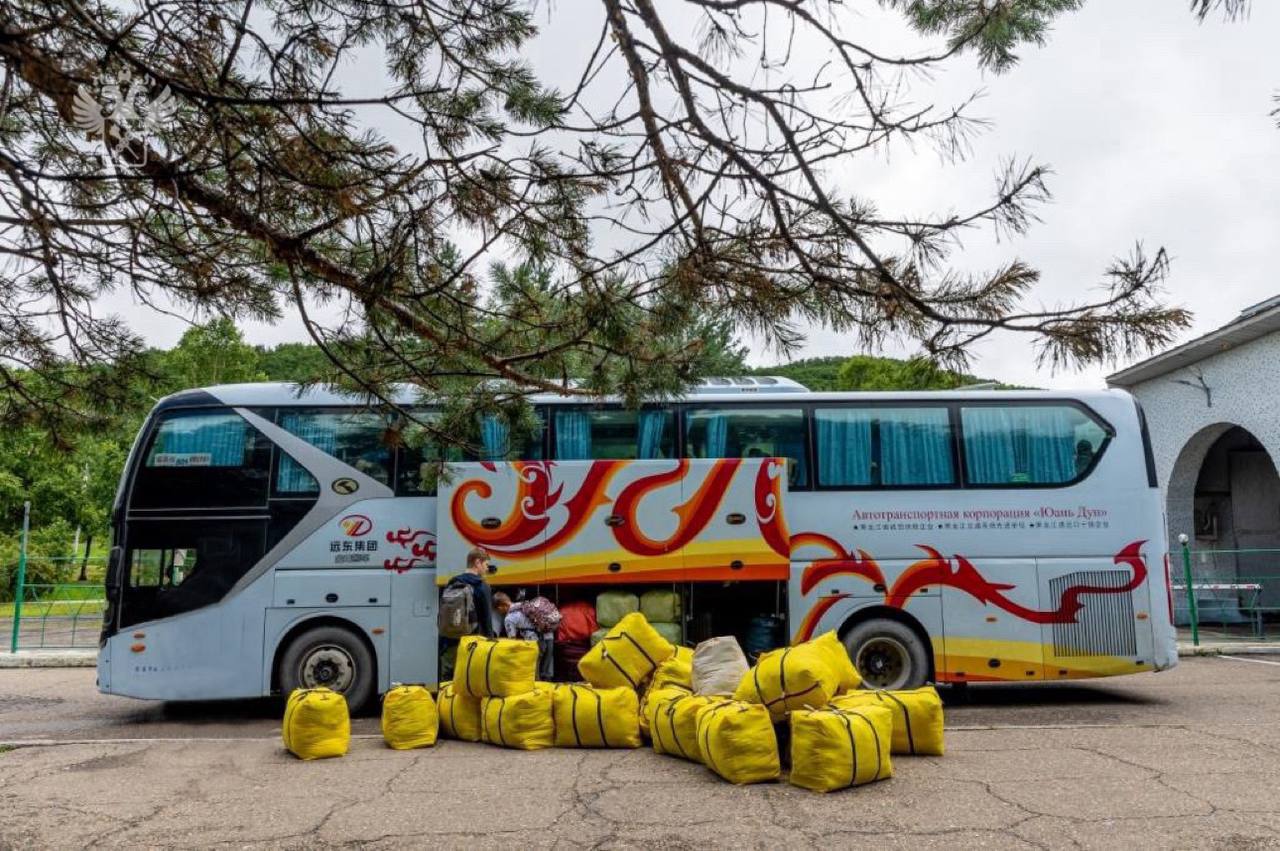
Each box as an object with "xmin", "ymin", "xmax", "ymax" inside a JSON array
[
  {"xmin": 796, "ymin": 532, "xmax": 886, "ymax": 595},
  {"xmin": 795, "ymin": 539, "xmax": 1150, "ymax": 640}
]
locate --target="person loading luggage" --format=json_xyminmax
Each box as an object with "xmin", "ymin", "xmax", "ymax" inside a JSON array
[
  {"xmin": 494, "ymin": 592, "xmax": 560, "ymax": 680},
  {"xmin": 437, "ymin": 548, "xmax": 497, "ymax": 678}
]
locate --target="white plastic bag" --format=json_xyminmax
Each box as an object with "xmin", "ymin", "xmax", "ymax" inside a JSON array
[{"xmin": 692, "ymin": 636, "xmax": 750, "ymax": 696}]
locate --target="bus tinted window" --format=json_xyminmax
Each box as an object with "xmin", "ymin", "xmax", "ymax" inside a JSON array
[
  {"xmin": 478, "ymin": 413, "xmax": 545, "ymax": 461},
  {"xmin": 277, "ymin": 410, "xmax": 393, "ymax": 492},
  {"xmin": 132, "ymin": 411, "xmax": 270, "ymax": 508},
  {"xmin": 553, "ymin": 409, "xmax": 675, "ymax": 460},
  {"xmin": 961, "ymin": 405, "xmax": 1108, "ymax": 486},
  {"xmin": 684, "ymin": 408, "xmax": 808, "ymax": 486},
  {"xmin": 816, "ymin": 407, "xmax": 954, "ymax": 487}
]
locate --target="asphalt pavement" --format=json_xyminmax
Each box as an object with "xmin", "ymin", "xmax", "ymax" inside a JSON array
[{"xmin": 1, "ymin": 657, "xmax": 1279, "ymax": 849}]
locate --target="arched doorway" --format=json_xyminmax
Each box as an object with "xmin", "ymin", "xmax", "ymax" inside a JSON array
[{"xmin": 1167, "ymin": 423, "xmax": 1280, "ymax": 627}]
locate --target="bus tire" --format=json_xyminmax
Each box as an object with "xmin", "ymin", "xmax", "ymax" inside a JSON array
[
  {"xmin": 278, "ymin": 624, "xmax": 376, "ymax": 714},
  {"xmin": 843, "ymin": 618, "xmax": 931, "ymax": 691}
]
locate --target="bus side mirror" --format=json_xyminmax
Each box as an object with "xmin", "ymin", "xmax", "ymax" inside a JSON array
[{"xmin": 106, "ymin": 546, "xmax": 124, "ymax": 592}]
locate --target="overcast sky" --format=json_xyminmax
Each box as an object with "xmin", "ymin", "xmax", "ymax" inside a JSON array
[{"xmin": 112, "ymin": 1, "xmax": 1280, "ymax": 389}]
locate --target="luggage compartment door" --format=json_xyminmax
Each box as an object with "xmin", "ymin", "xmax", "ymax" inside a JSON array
[{"xmin": 682, "ymin": 457, "xmax": 791, "ymax": 581}]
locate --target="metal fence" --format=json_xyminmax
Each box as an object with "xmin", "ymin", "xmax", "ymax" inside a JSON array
[
  {"xmin": 6, "ymin": 503, "xmax": 107, "ymax": 652},
  {"xmin": 1172, "ymin": 540, "xmax": 1280, "ymax": 646}
]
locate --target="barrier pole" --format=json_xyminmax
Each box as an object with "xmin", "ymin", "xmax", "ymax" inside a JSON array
[
  {"xmin": 9, "ymin": 501, "xmax": 30, "ymax": 653},
  {"xmin": 1179, "ymin": 533, "xmax": 1199, "ymax": 647}
]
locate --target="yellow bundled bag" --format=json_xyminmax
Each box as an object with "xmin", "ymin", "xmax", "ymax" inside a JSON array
[
  {"xmin": 789, "ymin": 706, "xmax": 894, "ymax": 792},
  {"xmin": 650, "ymin": 693, "xmax": 727, "ymax": 763},
  {"xmin": 578, "ymin": 612, "xmax": 675, "ymax": 690},
  {"xmin": 282, "ymin": 688, "xmax": 349, "ymax": 760},
  {"xmin": 480, "ymin": 685, "xmax": 555, "ymax": 750},
  {"xmin": 437, "ymin": 681, "xmax": 483, "ymax": 742},
  {"xmin": 381, "ymin": 685, "xmax": 439, "ymax": 750},
  {"xmin": 454, "ymin": 636, "xmax": 538, "ymax": 698},
  {"xmin": 733, "ymin": 643, "xmax": 841, "ymax": 722},
  {"xmin": 696, "ymin": 700, "xmax": 780, "ymax": 785},
  {"xmin": 552, "ymin": 684, "xmax": 642, "ymax": 749},
  {"xmin": 810, "ymin": 631, "xmax": 861, "ymax": 693},
  {"xmin": 643, "ymin": 686, "xmax": 693, "ymax": 747},
  {"xmin": 673, "ymin": 644, "xmax": 694, "ymax": 668},
  {"xmin": 639, "ymin": 651, "xmax": 695, "ymax": 734},
  {"xmin": 832, "ymin": 686, "xmax": 945, "ymax": 756}
]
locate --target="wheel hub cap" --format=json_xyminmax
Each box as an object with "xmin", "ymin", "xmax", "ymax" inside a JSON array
[{"xmin": 301, "ymin": 645, "xmax": 355, "ymax": 693}]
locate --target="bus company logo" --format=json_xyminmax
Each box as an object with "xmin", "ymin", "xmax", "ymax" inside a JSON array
[
  {"xmin": 331, "ymin": 477, "xmax": 359, "ymax": 495},
  {"xmin": 339, "ymin": 515, "xmax": 372, "ymax": 537}
]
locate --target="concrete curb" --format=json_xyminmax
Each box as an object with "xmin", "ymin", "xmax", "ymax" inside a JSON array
[
  {"xmin": 0, "ymin": 650, "xmax": 97, "ymax": 669},
  {"xmin": 1177, "ymin": 642, "xmax": 1280, "ymax": 657}
]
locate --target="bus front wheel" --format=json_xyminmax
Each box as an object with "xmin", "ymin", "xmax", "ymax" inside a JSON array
[
  {"xmin": 279, "ymin": 625, "xmax": 376, "ymax": 714},
  {"xmin": 843, "ymin": 619, "xmax": 931, "ymax": 690}
]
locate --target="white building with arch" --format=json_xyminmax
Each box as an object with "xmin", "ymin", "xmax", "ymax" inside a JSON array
[{"xmin": 1108, "ymin": 296, "xmax": 1280, "ymax": 618}]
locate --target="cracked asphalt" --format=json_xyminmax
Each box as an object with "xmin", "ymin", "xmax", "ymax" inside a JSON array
[{"xmin": 1, "ymin": 656, "xmax": 1279, "ymax": 849}]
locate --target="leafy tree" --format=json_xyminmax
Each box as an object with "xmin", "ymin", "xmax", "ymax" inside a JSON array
[
  {"xmin": 258, "ymin": 343, "xmax": 334, "ymax": 383},
  {"xmin": 836, "ymin": 356, "xmax": 981, "ymax": 391},
  {"xmin": 160, "ymin": 318, "xmax": 267, "ymax": 392},
  {"xmin": 0, "ymin": 0, "xmax": 1189, "ymax": 444}
]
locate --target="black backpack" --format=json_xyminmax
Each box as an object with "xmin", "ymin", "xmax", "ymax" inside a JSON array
[{"xmin": 438, "ymin": 579, "xmax": 478, "ymax": 638}]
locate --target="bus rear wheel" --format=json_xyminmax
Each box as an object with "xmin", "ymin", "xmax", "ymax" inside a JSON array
[
  {"xmin": 843, "ymin": 619, "xmax": 930, "ymax": 690},
  {"xmin": 279, "ymin": 625, "xmax": 375, "ymax": 714}
]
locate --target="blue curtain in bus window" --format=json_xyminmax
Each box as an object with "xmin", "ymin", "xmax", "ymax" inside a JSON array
[
  {"xmin": 880, "ymin": 409, "xmax": 954, "ymax": 485},
  {"xmin": 637, "ymin": 411, "xmax": 668, "ymax": 459},
  {"xmin": 276, "ymin": 413, "xmax": 336, "ymax": 491},
  {"xmin": 555, "ymin": 411, "xmax": 592, "ymax": 459},
  {"xmin": 815, "ymin": 410, "xmax": 873, "ymax": 486},
  {"xmin": 480, "ymin": 415, "xmax": 509, "ymax": 460},
  {"xmin": 962, "ymin": 406, "xmax": 1075, "ymax": 485},
  {"xmin": 153, "ymin": 414, "xmax": 248, "ymax": 467},
  {"xmin": 705, "ymin": 414, "xmax": 728, "ymax": 457}
]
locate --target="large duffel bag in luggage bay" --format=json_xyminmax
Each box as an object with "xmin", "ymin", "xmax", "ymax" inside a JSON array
[
  {"xmin": 733, "ymin": 642, "xmax": 842, "ymax": 721},
  {"xmin": 696, "ymin": 700, "xmax": 780, "ymax": 785},
  {"xmin": 649, "ymin": 693, "xmax": 729, "ymax": 763},
  {"xmin": 480, "ymin": 685, "xmax": 555, "ymax": 750},
  {"xmin": 437, "ymin": 682, "xmax": 483, "ymax": 742},
  {"xmin": 454, "ymin": 636, "xmax": 538, "ymax": 698},
  {"xmin": 832, "ymin": 686, "xmax": 945, "ymax": 756},
  {"xmin": 283, "ymin": 688, "xmax": 350, "ymax": 760},
  {"xmin": 578, "ymin": 612, "xmax": 675, "ymax": 690},
  {"xmin": 552, "ymin": 684, "xmax": 642, "ymax": 749},
  {"xmin": 381, "ymin": 684, "xmax": 439, "ymax": 750},
  {"xmin": 789, "ymin": 706, "xmax": 894, "ymax": 793}
]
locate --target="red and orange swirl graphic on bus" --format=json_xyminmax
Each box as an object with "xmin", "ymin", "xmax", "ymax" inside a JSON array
[
  {"xmin": 794, "ymin": 540, "xmax": 1150, "ymax": 640},
  {"xmin": 611, "ymin": 459, "xmax": 740, "ymax": 555}
]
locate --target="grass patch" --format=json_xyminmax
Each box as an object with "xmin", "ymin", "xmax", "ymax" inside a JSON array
[{"xmin": 0, "ymin": 746, "xmax": 13, "ymax": 756}]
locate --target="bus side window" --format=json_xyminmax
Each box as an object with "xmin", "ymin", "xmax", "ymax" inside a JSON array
[
  {"xmin": 552, "ymin": 409, "xmax": 674, "ymax": 460},
  {"xmin": 683, "ymin": 407, "xmax": 809, "ymax": 487},
  {"xmin": 276, "ymin": 410, "xmax": 394, "ymax": 492},
  {"xmin": 960, "ymin": 404, "xmax": 1109, "ymax": 486},
  {"xmin": 132, "ymin": 410, "xmax": 271, "ymax": 509},
  {"xmin": 814, "ymin": 407, "xmax": 954, "ymax": 488}
]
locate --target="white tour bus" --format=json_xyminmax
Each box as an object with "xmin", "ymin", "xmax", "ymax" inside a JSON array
[{"xmin": 98, "ymin": 379, "xmax": 1176, "ymax": 711}]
